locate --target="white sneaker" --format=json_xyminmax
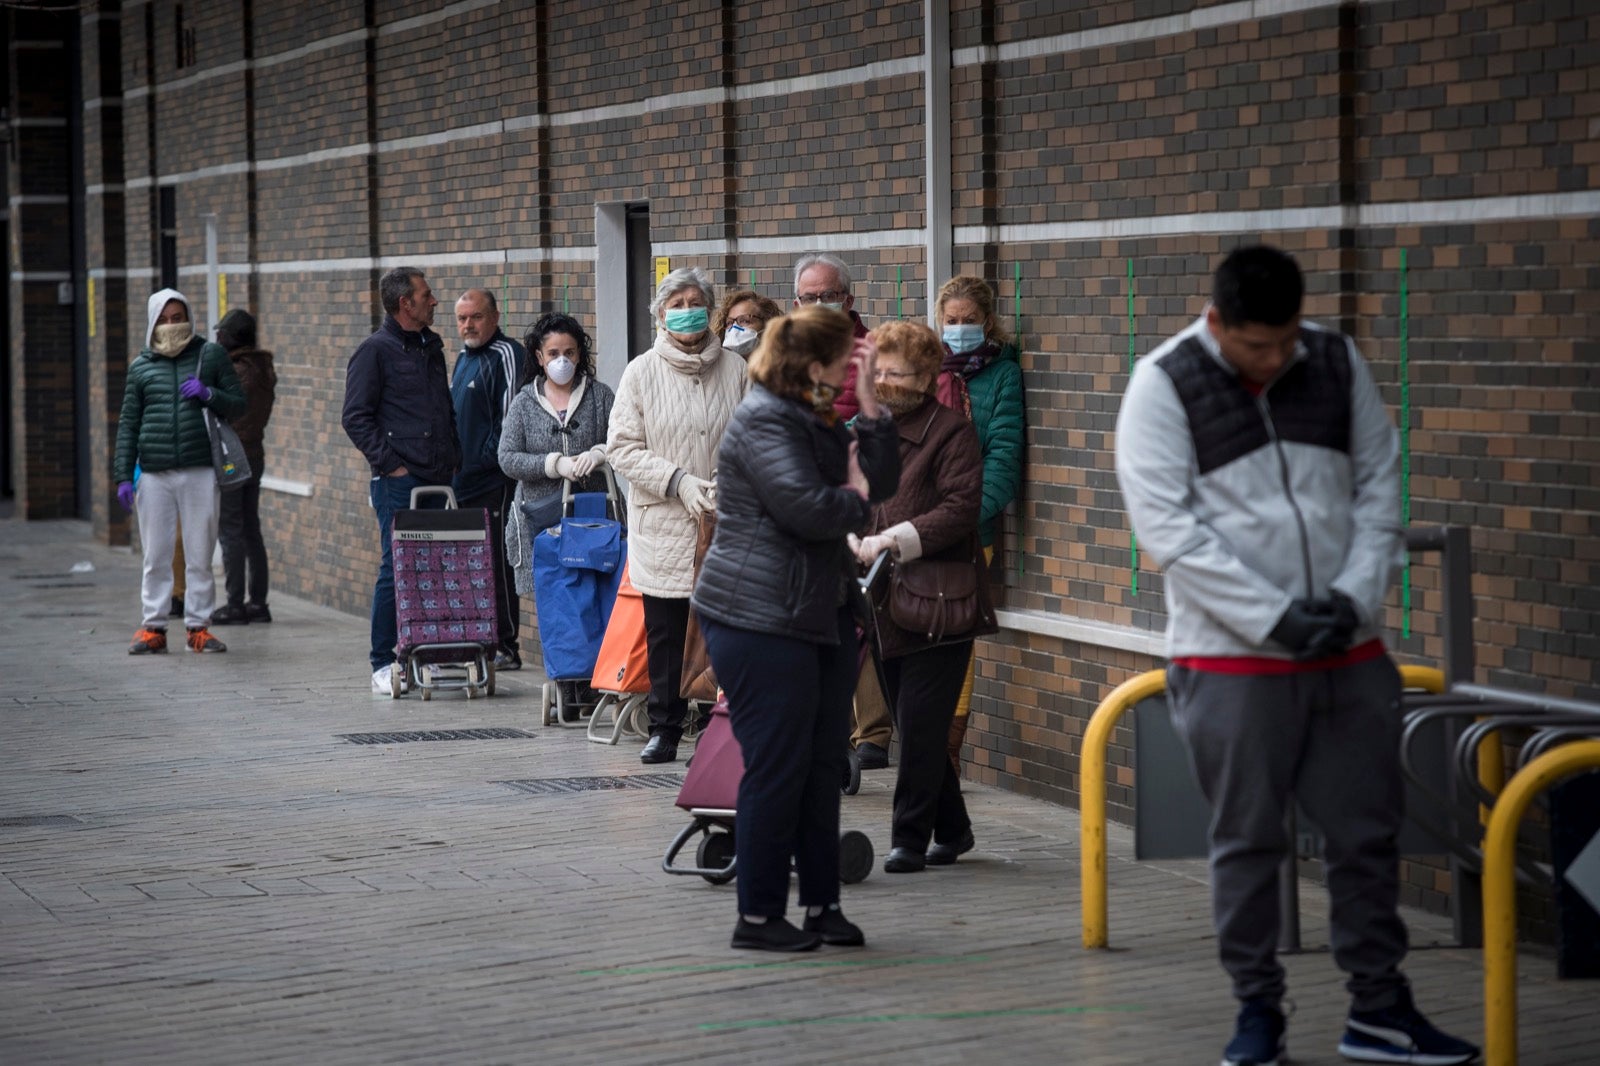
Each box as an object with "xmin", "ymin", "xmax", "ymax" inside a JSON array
[{"xmin": 371, "ymin": 664, "xmax": 409, "ymax": 695}]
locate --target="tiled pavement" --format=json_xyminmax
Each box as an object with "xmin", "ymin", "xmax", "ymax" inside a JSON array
[{"xmin": 1, "ymin": 520, "xmax": 1593, "ymax": 1065}]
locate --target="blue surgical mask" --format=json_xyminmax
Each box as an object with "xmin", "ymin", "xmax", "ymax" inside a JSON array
[
  {"xmin": 820, "ymin": 302, "xmax": 846, "ymax": 314},
  {"xmin": 942, "ymin": 324, "xmax": 985, "ymax": 355},
  {"xmin": 663, "ymin": 307, "xmax": 709, "ymax": 334}
]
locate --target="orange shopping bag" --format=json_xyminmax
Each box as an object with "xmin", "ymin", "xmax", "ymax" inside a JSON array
[{"xmin": 589, "ymin": 560, "xmax": 650, "ymax": 696}]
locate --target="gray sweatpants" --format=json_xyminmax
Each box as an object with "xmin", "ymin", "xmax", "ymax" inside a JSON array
[
  {"xmin": 135, "ymin": 466, "xmax": 220, "ymax": 629},
  {"xmin": 1167, "ymin": 654, "xmax": 1410, "ymax": 1011}
]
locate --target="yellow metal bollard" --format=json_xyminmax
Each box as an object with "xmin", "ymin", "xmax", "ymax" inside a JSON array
[
  {"xmin": 1080, "ymin": 664, "xmax": 1443, "ymax": 950},
  {"xmin": 1080, "ymin": 668, "xmax": 1166, "ymax": 949},
  {"xmin": 1482, "ymin": 739, "xmax": 1600, "ymax": 1066}
]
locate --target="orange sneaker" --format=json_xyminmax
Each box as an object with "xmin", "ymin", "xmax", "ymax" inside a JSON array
[
  {"xmin": 128, "ymin": 628, "xmax": 168, "ymax": 655},
  {"xmin": 186, "ymin": 627, "xmax": 226, "ymax": 653}
]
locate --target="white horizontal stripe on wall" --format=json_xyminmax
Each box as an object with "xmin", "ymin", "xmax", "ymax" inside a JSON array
[
  {"xmin": 952, "ymin": 0, "xmax": 1360, "ymax": 66},
  {"xmin": 994, "ymin": 609, "xmax": 1168, "ymax": 658},
  {"xmin": 260, "ymin": 476, "xmax": 314, "ymax": 497},
  {"xmin": 17, "ymin": 272, "xmax": 74, "ymax": 282}
]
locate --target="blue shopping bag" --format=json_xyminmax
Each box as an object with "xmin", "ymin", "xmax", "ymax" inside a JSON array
[
  {"xmin": 557, "ymin": 516, "xmax": 622, "ymax": 573},
  {"xmin": 534, "ymin": 527, "xmax": 627, "ymax": 681}
]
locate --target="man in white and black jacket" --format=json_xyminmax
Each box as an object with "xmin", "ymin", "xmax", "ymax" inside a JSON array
[
  {"xmin": 450, "ymin": 289, "xmax": 527, "ymax": 671},
  {"xmin": 1115, "ymin": 245, "xmax": 1477, "ymax": 1066},
  {"xmin": 341, "ymin": 266, "xmax": 460, "ymax": 695}
]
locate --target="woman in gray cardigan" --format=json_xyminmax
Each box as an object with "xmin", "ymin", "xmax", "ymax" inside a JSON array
[{"xmin": 497, "ymin": 313, "xmax": 616, "ymax": 597}]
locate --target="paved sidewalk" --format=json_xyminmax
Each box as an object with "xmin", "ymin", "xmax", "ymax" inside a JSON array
[{"xmin": 1, "ymin": 519, "xmax": 1592, "ymax": 1065}]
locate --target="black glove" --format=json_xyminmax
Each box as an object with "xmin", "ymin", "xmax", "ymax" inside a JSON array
[{"xmin": 1270, "ymin": 593, "xmax": 1361, "ymax": 660}]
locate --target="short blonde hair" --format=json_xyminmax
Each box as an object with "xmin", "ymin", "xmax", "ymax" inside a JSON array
[
  {"xmin": 711, "ymin": 289, "xmax": 783, "ymax": 336},
  {"xmin": 870, "ymin": 320, "xmax": 943, "ymax": 394},
  {"xmin": 747, "ymin": 306, "xmax": 855, "ymax": 400},
  {"xmin": 934, "ymin": 275, "xmax": 1004, "ymax": 344}
]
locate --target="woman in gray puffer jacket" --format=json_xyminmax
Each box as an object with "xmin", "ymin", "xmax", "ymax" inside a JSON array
[{"xmin": 497, "ymin": 313, "xmax": 615, "ymax": 597}]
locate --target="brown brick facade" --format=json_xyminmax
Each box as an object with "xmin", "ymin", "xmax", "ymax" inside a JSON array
[{"xmin": 24, "ymin": 2, "xmax": 1598, "ymax": 885}]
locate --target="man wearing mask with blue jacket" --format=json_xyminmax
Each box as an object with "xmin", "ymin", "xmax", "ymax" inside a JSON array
[
  {"xmin": 450, "ymin": 289, "xmax": 526, "ymax": 671},
  {"xmin": 342, "ymin": 267, "xmax": 460, "ymax": 694}
]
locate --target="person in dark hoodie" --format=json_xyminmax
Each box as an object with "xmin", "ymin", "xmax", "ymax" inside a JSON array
[
  {"xmin": 210, "ymin": 309, "xmax": 277, "ymax": 626},
  {"xmin": 113, "ymin": 288, "xmax": 246, "ymax": 655},
  {"xmin": 341, "ymin": 267, "xmax": 460, "ymax": 695},
  {"xmin": 450, "ymin": 289, "xmax": 526, "ymax": 671}
]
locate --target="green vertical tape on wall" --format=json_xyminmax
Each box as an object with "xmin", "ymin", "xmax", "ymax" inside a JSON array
[
  {"xmin": 896, "ymin": 265, "xmax": 903, "ymax": 319},
  {"xmin": 1014, "ymin": 262, "xmax": 1024, "ymax": 578},
  {"xmin": 750, "ymin": 269, "xmax": 756, "ymax": 287},
  {"xmin": 1400, "ymin": 249, "xmax": 1411, "ymax": 639},
  {"xmin": 502, "ymin": 273, "xmax": 509, "ymax": 320},
  {"xmin": 1127, "ymin": 258, "xmax": 1138, "ymax": 596},
  {"xmin": 563, "ymin": 276, "xmax": 569, "ymax": 316}
]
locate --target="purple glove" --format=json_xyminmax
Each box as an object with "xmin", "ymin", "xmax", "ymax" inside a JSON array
[
  {"xmin": 179, "ymin": 377, "xmax": 211, "ymax": 403},
  {"xmin": 116, "ymin": 481, "xmax": 136, "ymax": 511}
]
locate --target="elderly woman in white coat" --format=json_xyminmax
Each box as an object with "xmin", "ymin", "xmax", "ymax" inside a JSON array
[{"xmin": 607, "ymin": 266, "xmax": 748, "ymax": 764}]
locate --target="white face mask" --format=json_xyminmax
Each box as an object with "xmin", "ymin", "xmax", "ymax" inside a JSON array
[
  {"xmin": 722, "ymin": 324, "xmax": 759, "ymax": 356},
  {"xmin": 545, "ymin": 355, "xmax": 577, "ymax": 386},
  {"xmin": 151, "ymin": 322, "xmax": 194, "ymax": 356}
]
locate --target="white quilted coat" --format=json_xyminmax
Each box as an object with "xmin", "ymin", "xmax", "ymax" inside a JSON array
[{"xmin": 606, "ymin": 332, "xmax": 748, "ymax": 597}]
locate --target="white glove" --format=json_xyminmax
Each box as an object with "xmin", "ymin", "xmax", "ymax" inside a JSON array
[
  {"xmin": 854, "ymin": 534, "xmax": 890, "ymax": 565},
  {"xmin": 677, "ymin": 474, "xmax": 714, "ymax": 518},
  {"xmin": 571, "ymin": 452, "xmax": 599, "ymax": 479},
  {"xmin": 554, "ymin": 455, "xmax": 579, "ymax": 481}
]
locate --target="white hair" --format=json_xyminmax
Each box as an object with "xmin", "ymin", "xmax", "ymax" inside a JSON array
[
  {"xmin": 649, "ymin": 267, "xmax": 716, "ymax": 320},
  {"xmin": 792, "ymin": 252, "xmax": 852, "ymax": 296}
]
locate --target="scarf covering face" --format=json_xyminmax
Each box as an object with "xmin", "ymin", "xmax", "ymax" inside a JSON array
[
  {"xmin": 876, "ymin": 382, "xmax": 927, "ymax": 416},
  {"xmin": 803, "ymin": 381, "xmax": 840, "ymax": 426},
  {"xmin": 151, "ymin": 322, "xmax": 194, "ymax": 356},
  {"xmin": 942, "ymin": 338, "xmax": 1000, "ymax": 380}
]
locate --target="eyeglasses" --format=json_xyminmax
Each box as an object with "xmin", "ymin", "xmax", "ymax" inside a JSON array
[
  {"xmin": 796, "ymin": 290, "xmax": 848, "ymax": 306},
  {"xmin": 873, "ymin": 368, "xmax": 917, "ymax": 381},
  {"xmin": 729, "ymin": 315, "xmax": 765, "ymax": 329}
]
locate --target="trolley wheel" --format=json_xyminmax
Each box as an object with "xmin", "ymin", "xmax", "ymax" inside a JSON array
[
  {"xmin": 696, "ymin": 831, "xmax": 737, "ymax": 885},
  {"xmin": 541, "ymin": 682, "xmax": 556, "ymax": 725},
  {"xmin": 420, "ymin": 684, "xmax": 432, "ymax": 702},
  {"xmin": 390, "ymin": 663, "xmax": 404, "ymax": 699},
  {"xmin": 838, "ymin": 829, "xmax": 873, "ymax": 884},
  {"xmin": 842, "ymin": 749, "xmax": 862, "ymax": 796},
  {"xmin": 485, "ymin": 660, "xmax": 496, "ymax": 697}
]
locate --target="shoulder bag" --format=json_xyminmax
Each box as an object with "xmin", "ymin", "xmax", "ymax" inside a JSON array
[
  {"xmin": 886, "ymin": 537, "xmax": 998, "ymax": 647},
  {"xmin": 203, "ymin": 408, "xmax": 253, "ymax": 491}
]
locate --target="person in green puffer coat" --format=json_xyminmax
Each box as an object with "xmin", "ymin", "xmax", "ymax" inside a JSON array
[
  {"xmin": 934, "ymin": 275, "xmax": 1026, "ymax": 765},
  {"xmin": 113, "ymin": 288, "xmax": 246, "ymax": 656}
]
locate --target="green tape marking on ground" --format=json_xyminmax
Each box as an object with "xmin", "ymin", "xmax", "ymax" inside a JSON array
[
  {"xmin": 1127, "ymin": 257, "xmax": 1139, "ymax": 595},
  {"xmin": 581, "ymin": 954, "xmax": 989, "ymax": 977},
  {"xmin": 701, "ymin": 1003, "xmax": 1146, "ymax": 1031},
  {"xmin": 1399, "ymin": 248, "xmax": 1411, "ymax": 639}
]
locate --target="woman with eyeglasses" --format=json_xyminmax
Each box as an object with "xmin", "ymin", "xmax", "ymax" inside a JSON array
[
  {"xmin": 711, "ymin": 289, "xmax": 784, "ymax": 359},
  {"xmin": 692, "ymin": 306, "xmax": 898, "ymax": 950},
  {"xmin": 607, "ymin": 267, "xmax": 748, "ymax": 765},
  {"xmin": 934, "ymin": 275, "xmax": 1026, "ymax": 764},
  {"xmin": 849, "ymin": 320, "xmax": 984, "ymax": 873},
  {"xmin": 498, "ymin": 312, "xmax": 615, "ymax": 608}
]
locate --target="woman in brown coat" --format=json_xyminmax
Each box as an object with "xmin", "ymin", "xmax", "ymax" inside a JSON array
[{"xmin": 850, "ymin": 320, "xmax": 983, "ymax": 873}]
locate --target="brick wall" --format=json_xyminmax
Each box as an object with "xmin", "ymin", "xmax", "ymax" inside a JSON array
[{"xmin": 57, "ymin": 1, "xmax": 1599, "ymax": 878}]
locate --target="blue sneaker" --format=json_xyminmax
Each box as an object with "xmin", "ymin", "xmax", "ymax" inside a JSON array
[
  {"xmin": 1338, "ymin": 989, "xmax": 1479, "ymax": 1064},
  {"xmin": 1223, "ymin": 999, "xmax": 1286, "ymax": 1066}
]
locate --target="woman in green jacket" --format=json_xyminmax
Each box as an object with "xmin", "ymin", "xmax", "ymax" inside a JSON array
[
  {"xmin": 935, "ymin": 275, "xmax": 1025, "ymax": 763},
  {"xmin": 113, "ymin": 288, "xmax": 246, "ymax": 655}
]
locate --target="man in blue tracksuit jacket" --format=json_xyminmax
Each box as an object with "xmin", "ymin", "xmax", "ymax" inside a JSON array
[
  {"xmin": 341, "ymin": 267, "xmax": 460, "ymax": 694},
  {"xmin": 449, "ymin": 288, "xmax": 527, "ymax": 671}
]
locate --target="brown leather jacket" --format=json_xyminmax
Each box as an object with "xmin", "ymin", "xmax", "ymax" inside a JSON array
[
  {"xmin": 228, "ymin": 347, "xmax": 277, "ymax": 465},
  {"xmin": 866, "ymin": 396, "xmax": 982, "ymax": 658}
]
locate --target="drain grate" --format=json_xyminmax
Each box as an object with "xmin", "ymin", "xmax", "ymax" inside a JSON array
[
  {"xmin": 339, "ymin": 728, "xmax": 537, "ymax": 745},
  {"xmin": 497, "ymin": 774, "xmax": 684, "ymax": 795},
  {"xmin": 0, "ymin": 815, "xmax": 84, "ymax": 828}
]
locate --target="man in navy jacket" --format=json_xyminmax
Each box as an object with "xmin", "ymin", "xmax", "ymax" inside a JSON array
[
  {"xmin": 450, "ymin": 289, "xmax": 526, "ymax": 670},
  {"xmin": 342, "ymin": 267, "xmax": 460, "ymax": 694}
]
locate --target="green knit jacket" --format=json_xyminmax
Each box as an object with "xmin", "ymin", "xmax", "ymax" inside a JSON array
[
  {"xmin": 112, "ymin": 337, "xmax": 246, "ymax": 484},
  {"xmin": 967, "ymin": 343, "xmax": 1025, "ymax": 547}
]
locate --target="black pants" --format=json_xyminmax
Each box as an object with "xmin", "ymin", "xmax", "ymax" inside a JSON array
[
  {"xmin": 701, "ymin": 607, "xmax": 856, "ymax": 917},
  {"xmin": 219, "ymin": 469, "xmax": 268, "ymax": 608},
  {"xmin": 457, "ymin": 482, "xmax": 520, "ymax": 654},
  {"xmin": 640, "ymin": 594, "xmax": 690, "ymax": 742},
  {"xmin": 883, "ymin": 641, "xmax": 973, "ymax": 853}
]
